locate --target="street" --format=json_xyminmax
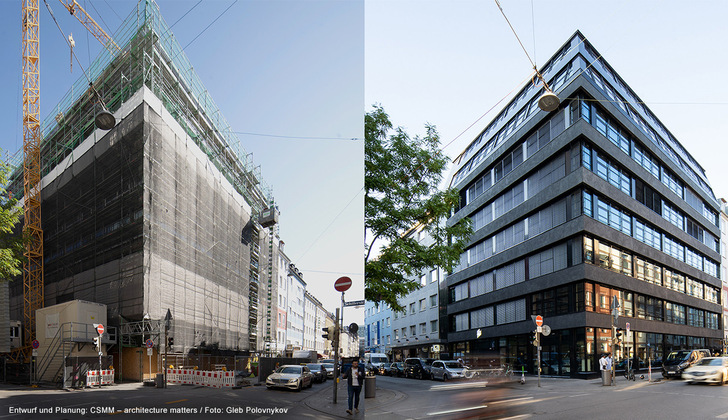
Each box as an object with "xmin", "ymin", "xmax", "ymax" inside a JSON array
[
  {"xmin": 1, "ymin": 379, "xmax": 348, "ymax": 420},
  {"xmin": 367, "ymin": 373, "xmax": 728, "ymax": 420},
  {"xmin": 4, "ymin": 373, "xmax": 728, "ymax": 419}
]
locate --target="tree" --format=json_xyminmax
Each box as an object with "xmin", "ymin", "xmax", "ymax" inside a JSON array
[
  {"xmin": 365, "ymin": 105, "xmax": 472, "ymax": 311},
  {"xmin": 0, "ymin": 156, "xmax": 24, "ymax": 280}
]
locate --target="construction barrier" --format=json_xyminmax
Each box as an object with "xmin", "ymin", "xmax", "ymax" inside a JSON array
[
  {"xmin": 86, "ymin": 369, "xmax": 115, "ymax": 387},
  {"xmin": 165, "ymin": 369, "xmax": 237, "ymax": 388}
]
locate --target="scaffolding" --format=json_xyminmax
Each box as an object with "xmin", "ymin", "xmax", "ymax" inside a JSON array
[
  {"xmin": 8, "ymin": 0, "xmax": 271, "ymax": 213},
  {"xmin": 6, "ymin": 0, "xmax": 278, "ymax": 363}
]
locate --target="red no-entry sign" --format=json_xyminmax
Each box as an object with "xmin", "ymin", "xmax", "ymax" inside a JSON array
[
  {"xmin": 535, "ymin": 315, "xmax": 543, "ymax": 327},
  {"xmin": 334, "ymin": 276, "xmax": 352, "ymax": 292},
  {"xmin": 96, "ymin": 324, "xmax": 105, "ymax": 335}
]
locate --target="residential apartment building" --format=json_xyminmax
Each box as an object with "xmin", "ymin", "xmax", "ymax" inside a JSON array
[
  {"xmin": 390, "ymin": 228, "xmax": 444, "ymax": 361},
  {"xmin": 364, "ymin": 301, "xmax": 391, "ymax": 355},
  {"xmin": 303, "ymin": 292, "xmax": 328, "ymax": 356},
  {"xmin": 285, "ymin": 265, "xmax": 306, "ymax": 351},
  {"xmin": 365, "ymin": 226, "xmax": 445, "ymax": 362},
  {"xmin": 720, "ymin": 199, "xmax": 728, "ymax": 354},
  {"xmin": 444, "ymin": 31, "xmax": 722, "ymax": 378}
]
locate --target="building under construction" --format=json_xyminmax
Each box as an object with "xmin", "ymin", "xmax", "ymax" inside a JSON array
[{"xmin": 6, "ymin": 0, "xmax": 282, "ymax": 380}]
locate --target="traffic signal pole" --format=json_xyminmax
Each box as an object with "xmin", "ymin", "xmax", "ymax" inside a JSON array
[
  {"xmin": 333, "ymin": 307, "xmax": 340, "ymax": 404},
  {"xmin": 536, "ymin": 330, "xmax": 541, "ymax": 388}
]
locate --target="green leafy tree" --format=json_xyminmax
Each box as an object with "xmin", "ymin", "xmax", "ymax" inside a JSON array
[
  {"xmin": 365, "ymin": 105, "xmax": 472, "ymax": 311},
  {"xmin": 0, "ymin": 156, "xmax": 23, "ymax": 280}
]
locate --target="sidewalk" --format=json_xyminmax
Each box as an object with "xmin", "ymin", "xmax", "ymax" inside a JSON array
[{"xmin": 304, "ymin": 377, "xmax": 405, "ymax": 419}]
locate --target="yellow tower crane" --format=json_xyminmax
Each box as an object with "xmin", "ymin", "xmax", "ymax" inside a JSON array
[{"xmin": 15, "ymin": 0, "xmax": 118, "ymax": 363}]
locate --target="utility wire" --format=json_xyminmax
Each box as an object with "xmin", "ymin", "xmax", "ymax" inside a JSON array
[
  {"xmin": 43, "ymin": 0, "xmax": 108, "ymax": 107},
  {"xmin": 86, "ymin": 0, "xmax": 113, "ymax": 38},
  {"xmin": 180, "ymin": 0, "xmax": 237, "ymax": 52},
  {"xmin": 494, "ymin": 0, "xmax": 536, "ymax": 69},
  {"xmin": 102, "ymin": 0, "xmax": 123, "ymax": 22},
  {"xmin": 531, "ymin": 0, "xmax": 537, "ymax": 66},
  {"xmin": 293, "ymin": 186, "xmax": 364, "ymax": 263},
  {"xmin": 168, "ymin": 0, "xmax": 203, "ymax": 31}
]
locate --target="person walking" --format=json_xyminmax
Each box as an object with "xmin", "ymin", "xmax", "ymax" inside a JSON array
[{"xmin": 342, "ymin": 359, "xmax": 365, "ymax": 415}]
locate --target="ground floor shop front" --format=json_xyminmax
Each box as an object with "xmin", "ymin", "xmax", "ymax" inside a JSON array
[{"xmin": 446, "ymin": 327, "xmax": 723, "ymax": 378}]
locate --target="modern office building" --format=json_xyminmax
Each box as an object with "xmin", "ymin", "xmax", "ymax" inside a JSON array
[{"xmin": 443, "ymin": 31, "xmax": 722, "ymax": 378}]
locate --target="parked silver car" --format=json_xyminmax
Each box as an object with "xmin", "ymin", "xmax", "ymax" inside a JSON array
[
  {"xmin": 430, "ymin": 360, "xmax": 466, "ymax": 381},
  {"xmin": 321, "ymin": 363, "xmax": 336, "ymax": 379},
  {"xmin": 265, "ymin": 365, "xmax": 313, "ymax": 391}
]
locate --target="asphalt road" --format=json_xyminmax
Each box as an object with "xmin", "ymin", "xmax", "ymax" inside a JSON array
[
  {"xmin": 1, "ymin": 379, "xmax": 338, "ymax": 420},
  {"xmin": 367, "ymin": 373, "xmax": 728, "ymax": 420}
]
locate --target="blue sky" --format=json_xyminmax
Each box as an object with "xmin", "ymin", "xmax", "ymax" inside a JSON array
[
  {"xmin": 0, "ymin": 0, "xmax": 364, "ymax": 322},
  {"xmin": 366, "ymin": 0, "xmax": 728, "ymax": 203}
]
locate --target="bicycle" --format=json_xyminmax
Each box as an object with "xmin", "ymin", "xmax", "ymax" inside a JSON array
[
  {"xmin": 624, "ymin": 368, "xmax": 635, "ymax": 381},
  {"xmin": 501, "ymin": 364, "xmax": 514, "ymax": 379}
]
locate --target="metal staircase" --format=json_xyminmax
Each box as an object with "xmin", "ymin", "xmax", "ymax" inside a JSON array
[{"xmin": 35, "ymin": 322, "xmax": 116, "ymax": 386}]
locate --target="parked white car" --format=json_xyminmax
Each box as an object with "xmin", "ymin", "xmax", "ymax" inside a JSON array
[
  {"xmin": 430, "ymin": 360, "xmax": 466, "ymax": 381},
  {"xmin": 683, "ymin": 357, "xmax": 728, "ymax": 385}
]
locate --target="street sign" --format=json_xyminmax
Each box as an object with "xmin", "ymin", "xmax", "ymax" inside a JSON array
[
  {"xmin": 344, "ymin": 300, "xmax": 365, "ymax": 307},
  {"xmin": 147, "ymin": 348, "xmax": 153, "ymax": 356},
  {"xmin": 145, "ymin": 339, "xmax": 154, "ymax": 348},
  {"xmin": 626, "ymin": 322, "xmax": 630, "ymax": 334},
  {"xmin": 334, "ymin": 276, "xmax": 352, "ymax": 292},
  {"xmin": 535, "ymin": 315, "xmax": 543, "ymax": 327},
  {"xmin": 32, "ymin": 349, "xmax": 38, "ymax": 357},
  {"xmin": 536, "ymin": 326, "xmax": 542, "ymax": 333},
  {"xmin": 94, "ymin": 324, "xmax": 104, "ymax": 335},
  {"xmin": 31, "ymin": 340, "xmax": 39, "ymax": 349},
  {"xmin": 542, "ymin": 325, "xmax": 551, "ymax": 336}
]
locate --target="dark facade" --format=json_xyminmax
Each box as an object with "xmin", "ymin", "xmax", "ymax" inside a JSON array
[{"xmin": 442, "ymin": 31, "xmax": 723, "ymax": 378}]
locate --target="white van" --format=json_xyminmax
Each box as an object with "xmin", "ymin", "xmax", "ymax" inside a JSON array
[{"xmin": 363, "ymin": 353, "xmax": 389, "ymax": 374}]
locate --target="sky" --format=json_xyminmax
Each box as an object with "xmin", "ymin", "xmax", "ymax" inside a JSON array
[
  {"xmin": 366, "ymin": 0, "xmax": 728, "ymax": 203},
  {"xmin": 0, "ymin": 0, "xmax": 364, "ymax": 323}
]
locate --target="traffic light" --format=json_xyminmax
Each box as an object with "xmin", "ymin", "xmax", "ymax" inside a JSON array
[
  {"xmin": 167, "ymin": 337, "xmax": 174, "ymax": 348},
  {"xmin": 322, "ymin": 327, "xmax": 330, "ymax": 340},
  {"xmin": 532, "ymin": 331, "xmax": 539, "ymax": 347},
  {"xmin": 615, "ymin": 328, "xmax": 623, "ymax": 345},
  {"xmin": 93, "ymin": 336, "xmax": 100, "ymax": 351}
]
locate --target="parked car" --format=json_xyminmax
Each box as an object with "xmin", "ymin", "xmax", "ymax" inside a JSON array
[
  {"xmin": 382, "ymin": 362, "xmax": 403, "ymax": 377},
  {"xmin": 364, "ymin": 353, "xmax": 389, "ymax": 375},
  {"xmin": 662, "ymin": 349, "xmax": 712, "ymax": 379},
  {"xmin": 430, "ymin": 360, "xmax": 467, "ymax": 381},
  {"xmin": 265, "ymin": 365, "xmax": 313, "ymax": 391},
  {"xmin": 404, "ymin": 358, "xmax": 433, "ymax": 380},
  {"xmin": 321, "ymin": 363, "xmax": 336, "ymax": 379},
  {"xmin": 306, "ymin": 363, "xmax": 327, "ymax": 383},
  {"xmin": 683, "ymin": 357, "xmax": 728, "ymax": 385}
]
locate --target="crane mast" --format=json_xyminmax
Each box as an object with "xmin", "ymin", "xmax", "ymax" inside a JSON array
[
  {"xmin": 15, "ymin": 0, "xmax": 117, "ymax": 362},
  {"xmin": 21, "ymin": 0, "xmax": 44, "ymax": 359}
]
